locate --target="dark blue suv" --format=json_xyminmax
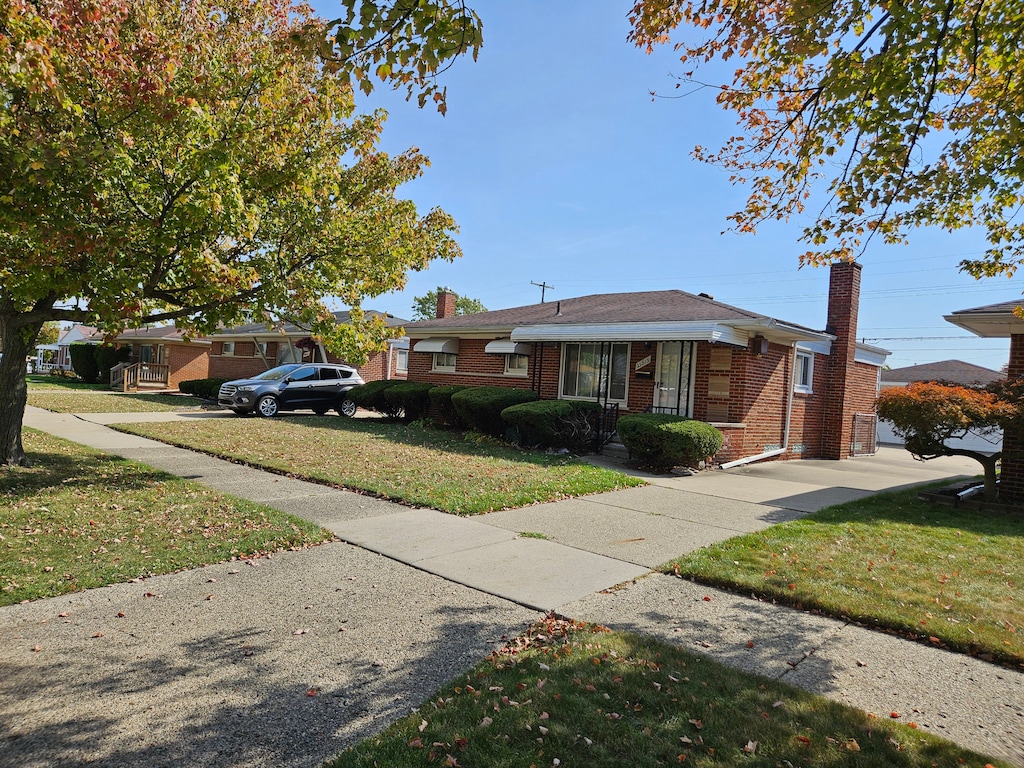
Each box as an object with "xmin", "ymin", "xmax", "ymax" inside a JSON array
[{"xmin": 218, "ymin": 363, "xmax": 364, "ymax": 417}]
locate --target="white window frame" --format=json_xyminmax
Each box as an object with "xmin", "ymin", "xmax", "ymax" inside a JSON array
[
  {"xmin": 794, "ymin": 350, "xmax": 814, "ymax": 394},
  {"xmin": 559, "ymin": 342, "xmax": 630, "ymax": 404},
  {"xmin": 256, "ymin": 341, "xmax": 270, "ymax": 358},
  {"xmin": 221, "ymin": 341, "xmax": 235, "ymax": 356},
  {"xmin": 505, "ymin": 353, "xmax": 529, "ymax": 377},
  {"xmin": 395, "ymin": 348, "xmax": 409, "ymax": 374},
  {"xmin": 432, "ymin": 352, "xmax": 457, "ymax": 372}
]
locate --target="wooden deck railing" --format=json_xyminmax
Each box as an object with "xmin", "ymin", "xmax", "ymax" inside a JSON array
[{"xmin": 110, "ymin": 362, "xmax": 169, "ymax": 392}]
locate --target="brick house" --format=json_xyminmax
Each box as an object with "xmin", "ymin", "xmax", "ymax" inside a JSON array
[
  {"xmin": 944, "ymin": 301, "xmax": 1024, "ymax": 498},
  {"xmin": 206, "ymin": 310, "xmax": 409, "ymax": 384},
  {"xmin": 404, "ymin": 262, "xmax": 888, "ymax": 465},
  {"xmin": 114, "ymin": 326, "xmax": 212, "ymax": 389}
]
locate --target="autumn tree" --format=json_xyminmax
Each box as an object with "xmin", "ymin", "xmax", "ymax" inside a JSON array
[
  {"xmin": 411, "ymin": 287, "xmax": 487, "ymax": 320},
  {"xmin": 876, "ymin": 382, "xmax": 1014, "ymax": 500},
  {"xmin": 629, "ymin": 1, "xmax": 1024, "ymax": 277},
  {"xmin": 0, "ymin": 0, "xmax": 481, "ymax": 466}
]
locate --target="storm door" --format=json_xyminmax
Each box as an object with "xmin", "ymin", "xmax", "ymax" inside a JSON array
[{"xmin": 653, "ymin": 341, "xmax": 693, "ymax": 416}]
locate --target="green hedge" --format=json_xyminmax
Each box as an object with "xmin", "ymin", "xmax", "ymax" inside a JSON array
[
  {"xmin": 347, "ymin": 379, "xmax": 404, "ymax": 418},
  {"xmin": 94, "ymin": 344, "xmax": 131, "ymax": 387},
  {"xmin": 179, "ymin": 377, "xmax": 229, "ymax": 400},
  {"xmin": 616, "ymin": 413, "xmax": 723, "ymax": 471},
  {"xmin": 69, "ymin": 343, "xmax": 100, "ymax": 384},
  {"xmin": 382, "ymin": 382, "xmax": 434, "ymax": 423},
  {"xmin": 501, "ymin": 399, "xmax": 602, "ymax": 451},
  {"xmin": 428, "ymin": 385, "xmax": 470, "ymax": 427},
  {"xmin": 451, "ymin": 386, "xmax": 539, "ymax": 438}
]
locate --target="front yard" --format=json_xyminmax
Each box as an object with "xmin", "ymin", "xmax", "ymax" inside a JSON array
[
  {"xmin": 0, "ymin": 430, "xmax": 332, "ymax": 606},
  {"xmin": 118, "ymin": 417, "xmax": 644, "ymax": 515},
  {"xmin": 26, "ymin": 391, "xmax": 200, "ymax": 412},
  {"xmin": 662, "ymin": 486, "xmax": 1024, "ymax": 667}
]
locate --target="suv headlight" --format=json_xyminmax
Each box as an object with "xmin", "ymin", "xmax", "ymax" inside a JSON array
[{"xmin": 236, "ymin": 385, "xmax": 256, "ymax": 392}]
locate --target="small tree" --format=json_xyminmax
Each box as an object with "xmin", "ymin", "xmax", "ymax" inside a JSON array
[
  {"xmin": 876, "ymin": 383, "xmax": 1015, "ymax": 501},
  {"xmin": 411, "ymin": 288, "xmax": 487, "ymax": 320}
]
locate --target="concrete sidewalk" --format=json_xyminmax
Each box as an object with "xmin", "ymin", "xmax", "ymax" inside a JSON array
[{"xmin": 10, "ymin": 407, "xmax": 1024, "ymax": 766}]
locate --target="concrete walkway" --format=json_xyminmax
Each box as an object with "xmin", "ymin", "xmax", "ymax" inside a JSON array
[{"xmin": 6, "ymin": 406, "xmax": 1024, "ymax": 767}]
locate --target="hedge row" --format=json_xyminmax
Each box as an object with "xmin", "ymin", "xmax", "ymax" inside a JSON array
[
  {"xmin": 179, "ymin": 378, "xmax": 229, "ymax": 400},
  {"xmin": 616, "ymin": 413, "xmax": 723, "ymax": 471}
]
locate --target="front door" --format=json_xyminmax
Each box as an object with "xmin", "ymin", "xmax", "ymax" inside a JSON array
[{"xmin": 654, "ymin": 341, "xmax": 692, "ymax": 415}]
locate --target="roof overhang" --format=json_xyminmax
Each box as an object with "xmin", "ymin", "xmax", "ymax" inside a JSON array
[
  {"xmin": 510, "ymin": 322, "xmax": 751, "ymax": 347},
  {"xmin": 854, "ymin": 342, "xmax": 890, "ymax": 367},
  {"xmin": 413, "ymin": 337, "xmax": 460, "ymax": 354},
  {"xmin": 944, "ymin": 310, "xmax": 1024, "ymax": 338},
  {"xmin": 484, "ymin": 339, "xmax": 532, "ymax": 355}
]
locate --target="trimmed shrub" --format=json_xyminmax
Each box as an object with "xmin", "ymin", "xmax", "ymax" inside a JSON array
[
  {"xmin": 179, "ymin": 377, "xmax": 229, "ymax": 400},
  {"xmin": 428, "ymin": 384, "xmax": 470, "ymax": 427},
  {"xmin": 617, "ymin": 413, "xmax": 723, "ymax": 471},
  {"xmin": 451, "ymin": 386, "xmax": 539, "ymax": 438},
  {"xmin": 94, "ymin": 344, "xmax": 131, "ymax": 387},
  {"xmin": 501, "ymin": 399, "xmax": 602, "ymax": 451},
  {"xmin": 383, "ymin": 381, "xmax": 434, "ymax": 423},
  {"xmin": 69, "ymin": 343, "xmax": 100, "ymax": 384},
  {"xmin": 347, "ymin": 379, "xmax": 403, "ymax": 418}
]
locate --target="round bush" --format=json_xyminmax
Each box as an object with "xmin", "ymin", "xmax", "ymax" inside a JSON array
[
  {"xmin": 501, "ymin": 399, "xmax": 601, "ymax": 450},
  {"xmin": 347, "ymin": 379, "xmax": 403, "ymax": 418},
  {"xmin": 617, "ymin": 413, "xmax": 723, "ymax": 471},
  {"xmin": 382, "ymin": 381, "xmax": 434, "ymax": 423},
  {"xmin": 451, "ymin": 386, "xmax": 539, "ymax": 438},
  {"xmin": 428, "ymin": 384, "xmax": 470, "ymax": 427},
  {"xmin": 180, "ymin": 378, "xmax": 229, "ymax": 400}
]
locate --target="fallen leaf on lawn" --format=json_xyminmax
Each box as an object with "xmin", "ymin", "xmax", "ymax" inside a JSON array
[
  {"xmin": 540, "ymin": 711, "xmax": 549, "ymax": 720},
  {"xmin": 772, "ymin": 700, "xmax": 783, "ymax": 708},
  {"xmin": 907, "ymin": 722, "xmax": 918, "ymax": 729},
  {"xmin": 795, "ymin": 735, "xmax": 811, "ymax": 745},
  {"xmin": 480, "ymin": 716, "xmax": 492, "ymax": 728},
  {"xmin": 408, "ymin": 737, "xmax": 423, "ymax": 748},
  {"xmin": 443, "ymin": 755, "xmax": 460, "ymax": 767},
  {"xmin": 537, "ymin": 678, "xmax": 547, "ymax": 690},
  {"xmin": 688, "ymin": 719, "xmax": 703, "ymax": 729},
  {"xmin": 743, "ymin": 740, "xmax": 757, "ymax": 754},
  {"xmin": 538, "ymin": 663, "xmax": 550, "ymax": 671},
  {"xmin": 843, "ymin": 738, "xmax": 860, "ymax": 752},
  {"xmin": 679, "ymin": 736, "xmax": 693, "ymax": 745},
  {"xmin": 419, "ymin": 719, "xmax": 428, "ymax": 732},
  {"xmin": 890, "ymin": 711, "xmax": 901, "ymax": 718},
  {"xmin": 539, "ymin": 726, "xmax": 549, "ymax": 735}
]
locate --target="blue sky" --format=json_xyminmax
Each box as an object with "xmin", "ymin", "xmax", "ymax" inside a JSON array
[{"xmin": 322, "ymin": 0, "xmax": 1018, "ymax": 371}]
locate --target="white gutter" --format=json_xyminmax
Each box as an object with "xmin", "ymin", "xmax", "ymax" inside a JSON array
[{"xmin": 719, "ymin": 342, "xmax": 796, "ymax": 469}]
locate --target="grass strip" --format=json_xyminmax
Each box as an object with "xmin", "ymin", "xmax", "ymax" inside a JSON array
[
  {"xmin": 329, "ymin": 615, "xmax": 1010, "ymax": 768},
  {"xmin": 25, "ymin": 374, "xmax": 105, "ymax": 391},
  {"xmin": 27, "ymin": 391, "xmax": 200, "ymax": 412},
  {"xmin": 661, "ymin": 486, "xmax": 1024, "ymax": 667},
  {"xmin": 0, "ymin": 429, "xmax": 333, "ymax": 606},
  {"xmin": 117, "ymin": 417, "xmax": 644, "ymax": 515}
]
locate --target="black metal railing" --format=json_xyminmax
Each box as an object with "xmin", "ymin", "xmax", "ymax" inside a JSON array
[{"xmin": 595, "ymin": 402, "xmax": 620, "ymax": 451}]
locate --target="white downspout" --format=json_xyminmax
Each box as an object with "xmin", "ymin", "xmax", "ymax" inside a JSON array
[
  {"xmin": 720, "ymin": 342, "xmax": 797, "ymax": 469},
  {"xmin": 386, "ymin": 342, "xmax": 393, "ymax": 380}
]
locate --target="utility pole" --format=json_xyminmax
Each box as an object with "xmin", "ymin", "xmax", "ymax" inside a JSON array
[{"xmin": 531, "ymin": 281, "xmax": 555, "ymax": 303}]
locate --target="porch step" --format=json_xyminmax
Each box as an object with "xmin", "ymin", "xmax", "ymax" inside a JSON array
[{"xmin": 600, "ymin": 438, "xmax": 630, "ymax": 459}]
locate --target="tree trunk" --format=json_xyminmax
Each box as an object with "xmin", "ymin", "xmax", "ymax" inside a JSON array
[{"xmin": 0, "ymin": 318, "xmax": 42, "ymax": 467}]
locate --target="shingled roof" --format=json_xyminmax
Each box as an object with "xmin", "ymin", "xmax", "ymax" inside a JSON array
[
  {"xmin": 881, "ymin": 359, "xmax": 1004, "ymax": 387},
  {"xmin": 212, "ymin": 310, "xmax": 407, "ymax": 338}
]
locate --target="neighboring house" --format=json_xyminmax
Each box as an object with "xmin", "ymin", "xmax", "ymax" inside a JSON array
[
  {"xmin": 113, "ymin": 326, "xmax": 211, "ymax": 389},
  {"xmin": 206, "ymin": 310, "xmax": 409, "ymax": 384},
  {"xmin": 945, "ymin": 301, "xmax": 1024, "ymax": 499},
  {"xmin": 876, "ymin": 360, "xmax": 1005, "ymax": 453},
  {"xmin": 404, "ymin": 262, "xmax": 889, "ymax": 465},
  {"xmin": 35, "ymin": 324, "xmax": 102, "ymax": 372}
]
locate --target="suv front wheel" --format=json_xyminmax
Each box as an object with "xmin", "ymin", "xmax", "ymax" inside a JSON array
[
  {"xmin": 337, "ymin": 397, "xmax": 357, "ymax": 417},
  {"xmin": 256, "ymin": 395, "xmax": 279, "ymax": 417}
]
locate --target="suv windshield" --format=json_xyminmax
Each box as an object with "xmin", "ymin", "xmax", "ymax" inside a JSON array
[{"xmin": 252, "ymin": 364, "xmax": 303, "ymax": 381}]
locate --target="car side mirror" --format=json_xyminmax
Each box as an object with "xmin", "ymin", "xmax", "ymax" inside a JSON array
[{"xmin": 283, "ymin": 377, "xmax": 293, "ymax": 383}]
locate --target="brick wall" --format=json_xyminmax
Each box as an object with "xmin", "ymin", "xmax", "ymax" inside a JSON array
[
  {"xmin": 166, "ymin": 344, "xmax": 210, "ymax": 388},
  {"xmin": 208, "ymin": 340, "xmax": 397, "ymax": 383},
  {"xmin": 999, "ymin": 334, "xmax": 1024, "ymax": 499},
  {"xmin": 408, "ymin": 338, "xmax": 538, "ymax": 390},
  {"xmin": 822, "ymin": 261, "xmax": 862, "ymax": 459}
]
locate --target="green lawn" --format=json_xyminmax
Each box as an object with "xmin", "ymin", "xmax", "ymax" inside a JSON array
[
  {"xmin": 0, "ymin": 430, "xmax": 333, "ymax": 606},
  {"xmin": 27, "ymin": 390, "xmax": 201, "ymax": 412},
  {"xmin": 117, "ymin": 417, "xmax": 645, "ymax": 515},
  {"xmin": 329, "ymin": 616, "xmax": 1010, "ymax": 768},
  {"xmin": 662, "ymin": 486, "xmax": 1024, "ymax": 666},
  {"xmin": 25, "ymin": 373, "xmax": 103, "ymax": 391}
]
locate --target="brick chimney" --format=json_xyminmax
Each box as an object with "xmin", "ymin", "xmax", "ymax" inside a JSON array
[
  {"xmin": 821, "ymin": 261, "xmax": 862, "ymax": 459},
  {"xmin": 436, "ymin": 289, "xmax": 457, "ymax": 319}
]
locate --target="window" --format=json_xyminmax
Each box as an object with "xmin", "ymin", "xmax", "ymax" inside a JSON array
[
  {"xmin": 395, "ymin": 348, "xmax": 408, "ymax": 374},
  {"xmin": 221, "ymin": 341, "xmax": 235, "ymax": 356},
  {"xmin": 505, "ymin": 353, "xmax": 529, "ymax": 377},
  {"xmin": 319, "ymin": 367, "xmax": 339, "ymax": 380},
  {"xmin": 794, "ymin": 350, "xmax": 813, "ymax": 394},
  {"xmin": 256, "ymin": 341, "xmax": 270, "ymax": 358},
  {"xmin": 561, "ymin": 342, "xmax": 629, "ymax": 402},
  {"xmin": 433, "ymin": 352, "xmax": 457, "ymax": 371}
]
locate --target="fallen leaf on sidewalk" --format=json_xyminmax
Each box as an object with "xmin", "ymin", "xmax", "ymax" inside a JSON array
[{"xmin": 293, "ymin": 628, "xmax": 310, "ymax": 636}]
